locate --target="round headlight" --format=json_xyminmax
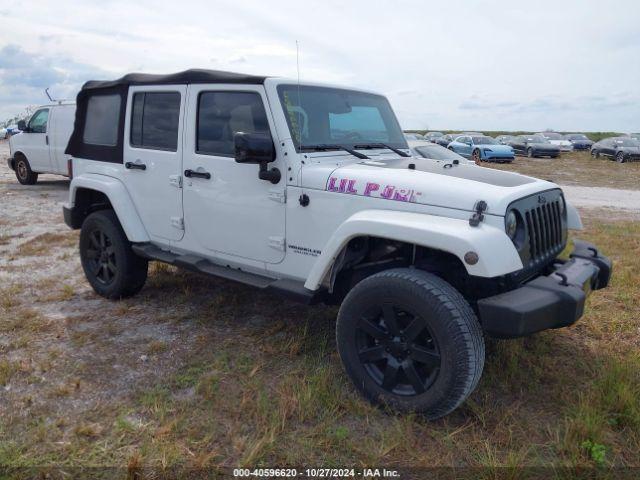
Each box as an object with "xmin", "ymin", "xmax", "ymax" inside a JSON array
[{"xmin": 506, "ymin": 210, "xmax": 518, "ymax": 239}]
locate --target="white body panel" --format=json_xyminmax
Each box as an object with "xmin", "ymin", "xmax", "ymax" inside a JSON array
[
  {"xmin": 9, "ymin": 103, "xmax": 75, "ymax": 175},
  {"xmin": 67, "ymin": 78, "xmax": 583, "ymax": 290}
]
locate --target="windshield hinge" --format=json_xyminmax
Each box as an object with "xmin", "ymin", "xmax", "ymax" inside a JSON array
[
  {"xmin": 469, "ymin": 200, "xmax": 487, "ymax": 227},
  {"xmin": 268, "ymin": 189, "xmax": 286, "ymax": 203}
]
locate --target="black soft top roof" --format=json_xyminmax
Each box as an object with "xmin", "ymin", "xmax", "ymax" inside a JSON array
[{"xmin": 81, "ymin": 68, "xmax": 269, "ymax": 90}]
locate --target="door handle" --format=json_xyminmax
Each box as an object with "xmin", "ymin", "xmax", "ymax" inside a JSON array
[
  {"xmin": 184, "ymin": 169, "xmax": 211, "ymax": 180},
  {"xmin": 125, "ymin": 162, "xmax": 147, "ymax": 170},
  {"xmin": 45, "ymin": 135, "xmax": 49, "ymax": 145}
]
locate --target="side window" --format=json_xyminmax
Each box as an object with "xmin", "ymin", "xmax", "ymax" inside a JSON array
[
  {"xmin": 197, "ymin": 91, "xmax": 270, "ymax": 157},
  {"xmin": 84, "ymin": 94, "xmax": 121, "ymax": 146},
  {"xmin": 130, "ymin": 92, "xmax": 181, "ymax": 151},
  {"xmin": 29, "ymin": 109, "xmax": 49, "ymax": 133}
]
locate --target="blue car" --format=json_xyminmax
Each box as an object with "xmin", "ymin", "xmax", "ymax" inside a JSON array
[{"xmin": 448, "ymin": 135, "xmax": 514, "ymax": 163}]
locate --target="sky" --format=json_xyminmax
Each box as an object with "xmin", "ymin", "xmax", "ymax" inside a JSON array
[{"xmin": 0, "ymin": 0, "xmax": 639, "ymax": 132}]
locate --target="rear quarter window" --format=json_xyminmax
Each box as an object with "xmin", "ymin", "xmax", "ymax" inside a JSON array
[{"xmin": 83, "ymin": 94, "xmax": 121, "ymax": 146}]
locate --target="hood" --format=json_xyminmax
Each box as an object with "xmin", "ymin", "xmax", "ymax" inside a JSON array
[
  {"xmin": 301, "ymin": 153, "xmax": 558, "ymax": 216},
  {"xmin": 548, "ymin": 139, "xmax": 572, "ymax": 146},
  {"xmin": 477, "ymin": 144, "xmax": 513, "ymax": 152},
  {"xmin": 530, "ymin": 142, "xmax": 559, "ymax": 150}
]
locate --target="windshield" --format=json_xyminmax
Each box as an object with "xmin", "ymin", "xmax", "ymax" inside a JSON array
[
  {"xmin": 428, "ymin": 132, "xmax": 444, "ymax": 137},
  {"xmin": 277, "ymin": 85, "xmax": 407, "ymax": 151},
  {"xmin": 527, "ymin": 136, "xmax": 549, "ymax": 143},
  {"xmin": 567, "ymin": 134, "xmax": 588, "ymax": 140},
  {"xmin": 615, "ymin": 138, "xmax": 640, "ymax": 147},
  {"xmin": 472, "ymin": 136, "xmax": 498, "ymax": 145},
  {"xmin": 415, "ymin": 145, "xmax": 465, "ymax": 161},
  {"xmin": 542, "ymin": 132, "xmax": 563, "ymax": 139}
]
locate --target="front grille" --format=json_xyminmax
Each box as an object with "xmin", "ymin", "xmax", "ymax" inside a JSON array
[{"xmin": 509, "ymin": 189, "xmax": 567, "ymax": 269}]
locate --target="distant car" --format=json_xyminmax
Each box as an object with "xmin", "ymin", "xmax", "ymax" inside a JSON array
[
  {"xmin": 537, "ymin": 132, "xmax": 573, "ymax": 152},
  {"xmin": 434, "ymin": 133, "xmax": 457, "ymax": 147},
  {"xmin": 424, "ymin": 131, "xmax": 444, "ymax": 143},
  {"xmin": 0, "ymin": 128, "xmax": 7, "ymax": 139},
  {"xmin": 6, "ymin": 125, "xmax": 22, "ymax": 136},
  {"xmin": 408, "ymin": 140, "xmax": 474, "ymax": 164},
  {"xmin": 448, "ymin": 135, "xmax": 514, "ymax": 163},
  {"xmin": 590, "ymin": 137, "xmax": 640, "ymax": 163},
  {"xmin": 507, "ymin": 135, "xmax": 560, "ymax": 158},
  {"xmin": 404, "ymin": 133, "xmax": 424, "ymax": 140},
  {"xmin": 564, "ymin": 133, "xmax": 594, "ymax": 151},
  {"xmin": 495, "ymin": 135, "xmax": 515, "ymax": 145}
]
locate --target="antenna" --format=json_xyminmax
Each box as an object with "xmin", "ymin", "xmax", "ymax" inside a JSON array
[{"xmin": 45, "ymin": 88, "xmax": 54, "ymax": 102}]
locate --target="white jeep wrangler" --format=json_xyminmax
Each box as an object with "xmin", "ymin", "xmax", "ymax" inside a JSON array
[{"xmin": 63, "ymin": 69, "xmax": 612, "ymax": 418}]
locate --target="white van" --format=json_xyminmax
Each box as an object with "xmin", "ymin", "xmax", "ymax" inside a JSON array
[{"xmin": 8, "ymin": 102, "xmax": 75, "ymax": 184}]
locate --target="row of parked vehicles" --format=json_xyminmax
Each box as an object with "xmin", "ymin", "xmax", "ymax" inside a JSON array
[
  {"xmin": 4, "ymin": 71, "xmax": 612, "ymax": 420},
  {"xmin": 407, "ymin": 131, "xmax": 640, "ymax": 163}
]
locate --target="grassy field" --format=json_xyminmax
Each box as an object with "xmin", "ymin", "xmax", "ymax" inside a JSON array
[
  {"xmin": 1, "ymin": 223, "xmax": 639, "ymax": 476},
  {"xmin": 485, "ymin": 150, "xmax": 640, "ymax": 189}
]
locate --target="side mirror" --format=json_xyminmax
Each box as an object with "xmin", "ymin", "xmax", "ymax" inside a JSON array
[
  {"xmin": 234, "ymin": 132, "xmax": 280, "ymax": 184},
  {"xmin": 17, "ymin": 120, "xmax": 27, "ymax": 131}
]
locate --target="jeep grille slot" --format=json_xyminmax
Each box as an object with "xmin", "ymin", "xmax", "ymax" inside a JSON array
[{"xmin": 513, "ymin": 192, "xmax": 566, "ymax": 267}]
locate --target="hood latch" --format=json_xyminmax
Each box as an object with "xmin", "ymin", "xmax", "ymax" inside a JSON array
[{"xmin": 469, "ymin": 200, "xmax": 487, "ymax": 227}]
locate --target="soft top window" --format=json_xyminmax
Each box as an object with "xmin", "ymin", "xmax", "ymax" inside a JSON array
[{"xmin": 83, "ymin": 94, "xmax": 121, "ymax": 146}]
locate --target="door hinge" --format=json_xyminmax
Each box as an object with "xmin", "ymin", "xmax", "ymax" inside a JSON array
[
  {"xmin": 171, "ymin": 217, "xmax": 184, "ymax": 230},
  {"xmin": 268, "ymin": 189, "xmax": 286, "ymax": 203},
  {"xmin": 169, "ymin": 175, "xmax": 182, "ymax": 188},
  {"xmin": 268, "ymin": 236, "xmax": 286, "ymax": 251}
]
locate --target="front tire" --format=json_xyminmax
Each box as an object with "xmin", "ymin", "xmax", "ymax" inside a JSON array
[
  {"xmin": 527, "ymin": 147, "xmax": 534, "ymax": 158},
  {"xmin": 591, "ymin": 149, "xmax": 600, "ymax": 159},
  {"xmin": 336, "ymin": 268, "xmax": 484, "ymax": 419},
  {"xmin": 472, "ymin": 149, "xmax": 482, "ymax": 164},
  {"xmin": 80, "ymin": 210, "xmax": 148, "ymax": 299},
  {"xmin": 14, "ymin": 155, "xmax": 38, "ymax": 185},
  {"xmin": 616, "ymin": 151, "xmax": 626, "ymax": 163}
]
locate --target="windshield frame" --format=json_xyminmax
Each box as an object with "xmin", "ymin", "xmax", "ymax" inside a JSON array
[{"xmin": 276, "ymin": 84, "xmax": 408, "ymax": 153}]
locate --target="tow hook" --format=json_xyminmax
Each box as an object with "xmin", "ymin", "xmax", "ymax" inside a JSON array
[{"xmin": 469, "ymin": 200, "xmax": 487, "ymax": 227}]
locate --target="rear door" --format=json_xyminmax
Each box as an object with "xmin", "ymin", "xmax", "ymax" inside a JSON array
[
  {"xmin": 182, "ymin": 84, "xmax": 286, "ymax": 264},
  {"xmin": 49, "ymin": 105, "xmax": 75, "ymax": 174},
  {"xmin": 23, "ymin": 108, "xmax": 51, "ymax": 172},
  {"xmin": 122, "ymin": 85, "xmax": 186, "ymax": 242}
]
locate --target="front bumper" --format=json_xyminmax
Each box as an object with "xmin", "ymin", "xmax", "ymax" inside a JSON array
[{"xmin": 477, "ymin": 240, "xmax": 612, "ymax": 338}]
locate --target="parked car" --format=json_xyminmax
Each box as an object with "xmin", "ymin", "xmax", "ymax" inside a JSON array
[
  {"xmin": 62, "ymin": 69, "xmax": 610, "ymax": 419},
  {"xmin": 7, "ymin": 102, "xmax": 76, "ymax": 184},
  {"xmin": 424, "ymin": 131, "xmax": 444, "ymax": 143},
  {"xmin": 434, "ymin": 133, "xmax": 457, "ymax": 147},
  {"xmin": 0, "ymin": 127, "xmax": 7, "ymax": 139},
  {"xmin": 407, "ymin": 140, "xmax": 474, "ymax": 164},
  {"xmin": 590, "ymin": 137, "xmax": 640, "ymax": 163},
  {"xmin": 564, "ymin": 133, "xmax": 593, "ymax": 151},
  {"xmin": 6, "ymin": 125, "xmax": 22, "ymax": 136},
  {"xmin": 448, "ymin": 135, "xmax": 515, "ymax": 163},
  {"xmin": 508, "ymin": 135, "xmax": 561, "ymax": 158},
  {"xmin": 404, "ymin": 133, "xmax": 424, "ymax": 140},
  {"xmin": 537, "ymin": 132, "xmax": 573, "ymax": 152},
  {"xmin": 495, "ymin": 135, "xmax": 515, "ymax": 145}
]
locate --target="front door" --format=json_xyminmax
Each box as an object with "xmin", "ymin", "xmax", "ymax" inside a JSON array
[
  {"xmin": 23, "ymin": 108, "xmax": 51, "ymax": 172},
  {"xmin": 122, "ymin": 85, "xmax": 187, "ymax": 242},
  {"xmin": 182, "ymin": 85, "xmax": 286, "ymax": 264}
]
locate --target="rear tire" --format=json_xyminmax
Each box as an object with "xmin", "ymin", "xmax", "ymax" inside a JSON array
[
  {"xmin": 79, "ymin": 210, "xmax": 148, "ymax": 299},
  {"xmin": 336, "ymin": 268, "xmax": 484, "ymax": 419},
  {"xmin": 14, "ymin": 155, "xmax": 38, "ymax": 185}
]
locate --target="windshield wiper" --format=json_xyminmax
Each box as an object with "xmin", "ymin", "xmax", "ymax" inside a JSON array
[
  {"xmin": 300, "ymin": 144, "xmax": 369, "ymax": 159},
  {"xmin": 354, "ymin": 143, "xmax": 411, "ymax": 157}
]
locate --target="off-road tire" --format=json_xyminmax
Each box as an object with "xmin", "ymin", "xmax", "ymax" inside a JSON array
[
  {"xmin": 14, "ymin": 154, "xmax": 38, "ymax": 185},
  {"xmin": 336, "ymin": 268, "xmax": 485, "ymax": 419},
  {"xmin": 616, "ymin": 151, "xmax": 626, "ymax": 163},
  {"xmin": 527, "ymin": 147, "xmax": 534, "ymax": 158},
  {"xmin": 80, "ymin": 210, "xmax": 148, "ymax": 299}
]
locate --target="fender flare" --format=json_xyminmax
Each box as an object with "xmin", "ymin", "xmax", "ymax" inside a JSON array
[
  {"xmin": 67, "ymin": 173, "xmax": 149, "ymax": 242},
  {"xmin": 566, "ymin": 201, "xmax": 583, "ymax": 230},
  {"xmin": 304, "ymin": 210, "xmax": 523, "ymax": 290}
]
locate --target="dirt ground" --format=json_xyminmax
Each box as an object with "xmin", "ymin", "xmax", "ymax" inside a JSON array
[{"xmin": 1, "ymin": 139, "xmax": 639, "ymax": 475}]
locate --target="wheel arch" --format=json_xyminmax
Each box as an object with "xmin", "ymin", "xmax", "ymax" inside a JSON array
[
  {"xmin": 303, "ymin": 210, "xmax": 523, "ymax": 291},
  {"xmin": 67, "ymin": 174, "xmax": 149, "ymax": 242}
]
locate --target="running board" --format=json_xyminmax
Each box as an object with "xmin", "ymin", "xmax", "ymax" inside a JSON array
[{"xmin": 131, "ymin": 243, "xmax": 322, "ymax": 305}]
